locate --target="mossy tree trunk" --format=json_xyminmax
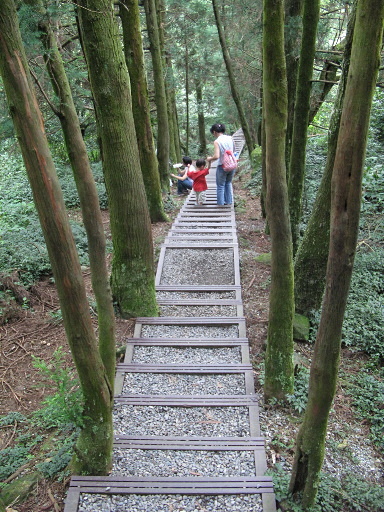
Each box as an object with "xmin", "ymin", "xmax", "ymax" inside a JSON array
[
  {"xmin": 0, "ymin": 0, "xmax": 113, "ymax": 475},
  {"xmin": 284, "ymin": 0, "xmax": 303, "ymax": 169},
  {"xmin": 294, "ymin": 4, "xmax": 356, "ymax": 315},
  {"xmin": 157, "ymin": 0, "xmax": 180, "ymax": 165},
  {"xmin": 144, "ymin": 0, "xmax": 170, "ymax": 190},
  {"xmin": 289, "ymin": 1, "xmax": 384, "ymax": 506},
  {"xmin": 120, "ymin": 0, "xmax": 168, "ymax": 223},
  {"xmin": 288, "ymin": 0, "xmax": 320, "ymax": 253},
  {"xmin": 263, "ymin": 0, "xmax": 294, "ymax": 400},
  {"xmin": 196, "ymin": 80, "xmax": 207, "ymax": 155},
  {"xmin": 28, "ymin": 0, "xmax": 116, "ymax": 385},
  {"xmin": 77, "ymin": 0, "xmax": 158, "ymax": 318},
  {"xmin": 211, "ymin": 0, "xmax": 255, "ymax": 155},
  {"xmin": 166, "ymin": 50, "xmax": 182, "ymax": 164}
]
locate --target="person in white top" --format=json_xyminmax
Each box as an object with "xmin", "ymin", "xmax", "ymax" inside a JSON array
[
  {"xmin": 170, "ymin": 156, "xmax": 194, "ymax": 195},
  {"xmin": 206, "ymin": 123, "xmax": 235, "ymax": 205}
]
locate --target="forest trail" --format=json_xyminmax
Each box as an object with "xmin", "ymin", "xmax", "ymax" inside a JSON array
[{"xmin": 64, "ymin": 135, "xmax": 276, "ymax": 511}]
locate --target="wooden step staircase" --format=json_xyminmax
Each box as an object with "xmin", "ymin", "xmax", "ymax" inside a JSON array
[{"xmin": 64, "ymin": 160, "xmax": 276, "ymax": 512}]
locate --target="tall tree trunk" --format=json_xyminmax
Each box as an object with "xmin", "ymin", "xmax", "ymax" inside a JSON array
[
  {"xmin": 144, "ymin": 0, "xmax": 170, "ymax": 190},
  {"xmin": 157, "ymin": 0, "xmax": 180, "ymax": 164},
  {"xmin": 289, "ymin": 1, "xmax": 384, "ymax": 506},
  {"xmin": 196, "ymin": 80, "xmax": 207, "ymax": 155},
  {"xmin": 119, "ymin": 0, "xmax": 168, "ymax": 223},
  {"xmin": 294, "ymin": 3, "xmax": 356, "ymax": 315},
  {"xmin": 185, "ymin": 40, "xmax": 190, "ymax": 155},
  {"xmin": 77, "ymin": 0, "xmax": 158, "ymax": 318},
  {"xmin": 308, "ymin": 56, "xmax": 340, "ymax": 125},
  {"xmin": 165, "ymin": 50, "xmax": 182, "ymax": 163},
  {"xmin": 0, "ymin": 0, "xmax": 113, "ymax": 475},
  {"xmin": 263, "ymin": 0, "xmax": 294, "ymax": 400},
  {"xmin": 211, "ymin": 0, "xmax": 255, "ymax": 155},
  {"xmin": 284, "ymin": 0, "xmax": 304, "ymax": 169},
  {"xmin": 28, "ymin": 0, "xmax": 116, "ymax": 384},
  {"xmin": 288, "ymin": 0, "xmax": 320, "ymax": 253}
]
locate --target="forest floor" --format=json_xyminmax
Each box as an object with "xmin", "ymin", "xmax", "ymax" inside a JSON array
[{"xmin": 0, "ymin": 172, "xmax": 382, "ymax": 511}]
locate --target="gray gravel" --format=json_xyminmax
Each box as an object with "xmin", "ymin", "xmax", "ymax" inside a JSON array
[
  {"xmin": 166, "ymin": 239, "xmax": 235, "ymax": 245},
  {"xmin": 78, "ymin": 493, "xmax": 263, "ymax": 511},
  {"xmin": 112, "ymin": 448, "xmax": 255, "ymax": 477},
  {"xmin": 159, "ymin": 304, "xmax": 237, "ymax": 317},
  {"xmin": 132, "ymin": 346, "xmax": 242, "ymax": 364},
  {"xmin": 160, "ymin": 248, "xmax": 235, "ymax": 285},
  {"xmin": 141, "ymin": 325, "xmax": 239, "ymax": 338},
  {"xmin": 113, "ymin": 406, "xmax": 250, "ymax": 437},
  {"xmin": 122, "ymin": 373, "xmax": 246, "ymax": 396},
  {"xmin": 156, "ymin": 291, "xmax": 236, "ymax": 300},
  {"xmin": 171, "ymin": 231, "xmax": 234, "ymax": 237}
]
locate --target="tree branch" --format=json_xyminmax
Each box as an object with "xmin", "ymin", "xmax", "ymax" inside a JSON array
[{"xmin": 29, "ymin": 68, "xmax": 61, "ymax": 116}]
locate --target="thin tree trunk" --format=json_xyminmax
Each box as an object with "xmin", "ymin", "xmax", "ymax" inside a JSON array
[
  {"xmin": 120, "ymin": 0, "xmax": 168, "ymax": 223},
  {"xmin": 263, "ymin": 0, "xmax": 294, "ymax": 400},
  {"xmin": 28, "ymin": 0, "xmax": 116, "ymax": 385},
  {"xmin": 211, "ymin": 0, "xmax": 255, "ymax": 155},
  {"xmin": 289, "ymin": 1, "xmax": 384, "ymax": 506},
  {"xmin": 196, "ymin": 80, "xmax": 207, "ymax": 155},
  {"xmin": 157, "ymin": 0, "xmax": 180, "ymax": 165},
  {"xmin": 288, "ymin": 0, "xmax": 320, "ymax": 253},
  {"xmin": 185, "ymin": 40, "xmax": 190, "ymax": 155},
  {"xmin": 0, "ymin": 0, "xmax": 113, "ymax": 475},
  {"xmin": 166, "ymin": 50, "xmax": 182, "ymax": 163},
  {"xmin": 284, "ymin": 0, "xmax": 304, "ymax": 169},
  {"xmin": 294, "ymin": 3, "xmax": 356, "ymax": 315},
  {"xmin": 144, "ymin": 0, "xmax": 170, "ymax": 190},
  {"xmin": 77, "ymin": 0, "xmax": 158, "ymax": 318}
]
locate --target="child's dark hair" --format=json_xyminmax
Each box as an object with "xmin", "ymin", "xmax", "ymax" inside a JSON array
[
  {"xmin": 196, "ymin": 158, "xmax": 206, "ymax": 168},
  {"xmin": 210, "ymin": 123, "xmax": 226, "ymax": 134},
  {"xmin": 182, "ymin": 156, "xmax": 193, "ymax": 165}
]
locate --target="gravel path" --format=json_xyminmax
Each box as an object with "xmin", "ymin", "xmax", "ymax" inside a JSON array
[
  {"xmin": 156, "ymin": 291, "xmax": 236, "ymax": 300},
  {"xmin": 132, "ymin": 346, "xmax": 242, "ymax": 364},
  {"xmin": 160, "ymin": 248, "xmax": 235, "ymax": 285},
  {"xmin": 112, "ymin": 448, "xmax": 256, "ymax": 477},
  {"xmin": 159, "ymin": 304, "xmax": 238, "ymax": 317},
  {"xmin": 122, "ymin": 373, "xmax": 246, "ymax": 395},
  {"xmin": 78, "ymin": 493, "xmax": 263, "ymax": 511},
  {"xmin": 141, "ymin": 325, "xmax": 239, "ymax": 338}
]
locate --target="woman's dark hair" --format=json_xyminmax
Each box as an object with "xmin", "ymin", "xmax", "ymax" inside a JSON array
[
  {"xmin": 195, "ymin": 158, "xmax": 206, "ymax": 168},
  {"xmin": 182, "ymin": 156, "xmax": 193, "ymax": 165},
  {"xmin": 210, "ymin": 123, "xmax": 226, "ymax": 134}
]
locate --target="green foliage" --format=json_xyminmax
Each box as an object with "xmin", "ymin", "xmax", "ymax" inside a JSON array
[
  {"xmin": 348, "ymin": 368, "xmax": 384, "ymax": 453},
  {"xmin": 0, "ymin": 217, "xmax": 52, "ymax": 284},
  {"xmin": 90, "ymin": 161, "xmax": 108, "ymax": 209},
  {"xmin": 36, "ymin": 434, "xmax": 76, "ymax": 479},
  {"xmin": 343, "ymin": 250, "xmax": 384, "ymax": 360},
  {"xmin": 0, "ymin": 446, "xmax": 31, "ymax": 481},
  {"xmin": 32, "ymin": 348, "xmax": 84, "ymax": 429},
  {"xmin": 55, "ymin": 161, "xmax": 108, "ymax": 210},
  {"xmin": 287, "ymin": 366, "xmax": 310, "ymax": 414},
  {"xmin": 306, "ymin": 249, "xmax": 384, "ymax": 360},
  {"xmin": 0, "ymin": 412, "xmax": 27, "ymax": 427},
  {"xmin": 270, "ymin": 463, "xmax": 384, "ymax": 512},
  {"xmin": 0, "ymin": 141, "xmax": 108, "ymax": 283}
]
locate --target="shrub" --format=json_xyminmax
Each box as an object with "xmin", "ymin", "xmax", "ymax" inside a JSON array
[
  {"xmin": 270, "ymin": 463, "xmax": 384, "ymax": 512},
  {"xmin": 0, "ymin": 446, "xmax": 31, "ymax": 481},
  {"xmin": 287, "ymin": 366, "xmax": 310, "ymax": 414},
  {"xmin": 348, "ymin": 368, "xmax": 384, "ymax": 453},
  {"xmin": 32, "ymin": 348, "xmax": 84, "ymax": 430},
  {"xmin": 343, "ymin": 250, "xmax": 384, "ymax": 360}
]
